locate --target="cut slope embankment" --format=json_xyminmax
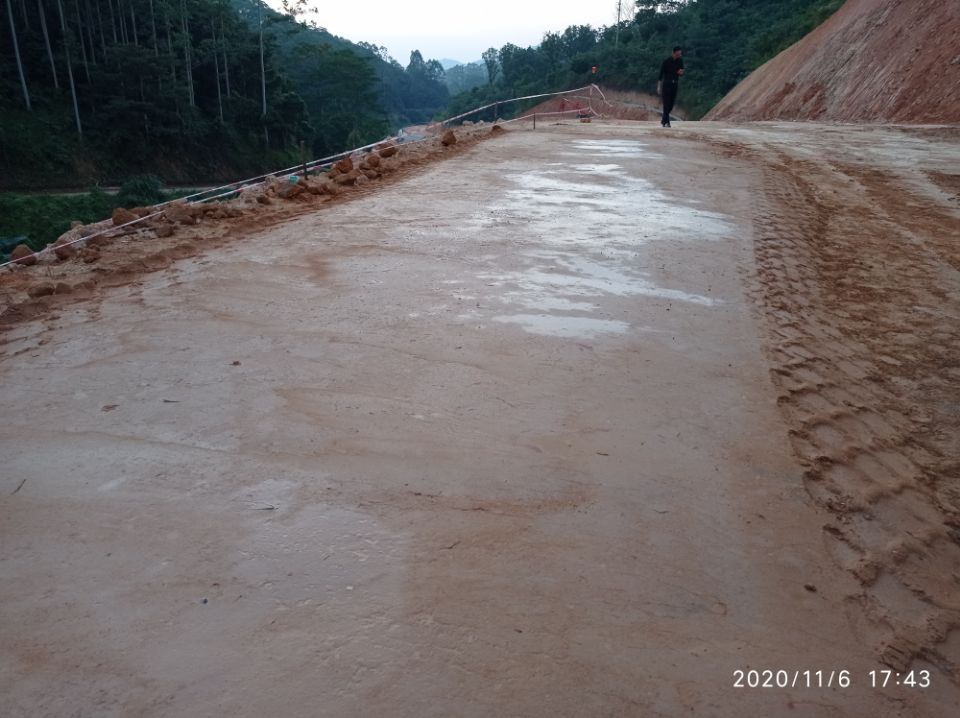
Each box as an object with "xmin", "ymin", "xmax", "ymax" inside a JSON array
[{"xmin": 706, "ymin": 0, "xmax": 960, "ymax": 123}]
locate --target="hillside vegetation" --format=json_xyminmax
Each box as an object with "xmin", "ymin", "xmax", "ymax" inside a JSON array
[
  {"xmin": 0, "ymin": 0, "xmax": 448, "ymax": 189},
  {"xmin": 447, "ymin": 0, "xmax": 845, "ymax": 122}
]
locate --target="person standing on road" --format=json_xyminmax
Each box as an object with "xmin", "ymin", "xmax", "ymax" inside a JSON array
[{"xmin": 658, "ymin": 46, "xmax": 685, "ymax": 128}]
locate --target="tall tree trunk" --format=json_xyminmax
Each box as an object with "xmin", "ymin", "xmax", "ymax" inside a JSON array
[
  {"xmin": 147, "ymin": 0, "xmax": 156, "ymax": 55},
  {"xmin": 19, "ymin": 0, "xmax": 29, "ymax": 31},
  {"xmin": 38, "ymin": 0, "xmax": 59, "ymax": 87},
  {"xmin": 164, "ymin": 10, "xmax": 174, "ymax": 83},
  {"xmin": 116, "ymin": 0, "xmax": 126, "ymax": 44},
  {"xmin": 56, "ymin": 0, "xmax": 82, "ymax": 134},
  {"xmin": 75, "ymin": 2, "xmax": 91, "ymax": 82},
  {"xmin": 94, "ymin": 0, "xmax": 106, "ymax": 61},
  {"xmin": 211, "ymin": 19, "xmax": 222, "ymax": 123},
  {"xmin": 220, "ymin": 17, "xmax": 229, "ymax": 96},
  {"xmin": 180, "ymin": 0, "xmax": 193, "ymax": 107},
  {"xmin": 84, "ymin": 0, "xmax": 96, "ymax": 64},
  {"xmin": 128, "ymin": 1, "xmax": 136, "ymax": 46},
  {"xmin": 106, "ymin": 0, "xmax": 115, "ymax": 43},
  {"xmin": 6, "ymin": 0, "xmax": 31, "ymax": 109},
  {"xmin": 257, "ymin": 1, "xmax": 266, "ymax": 121}
]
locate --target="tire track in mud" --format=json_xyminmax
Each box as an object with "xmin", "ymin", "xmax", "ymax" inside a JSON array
[{"xmin": 725, "ymin": 140, "xmax": 960, "ymax": 680}]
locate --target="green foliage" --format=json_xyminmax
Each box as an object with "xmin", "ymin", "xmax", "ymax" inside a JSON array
[
  {"xmin": 444, "ymin": 62, "xmax": 487, "ymax": 96},
  {"xmin": 116, "ymin": 175, "xmax": 167, "ymax": 207},
  {"xmin": 444, "ymin": 0, "xmax": 844, "ymax": 121},
  {"xmin": 0, "ymin": 190, "xmax": 114, "ymax": 252},
  {"xmin": 0, "ymin": 0, "xmax": 450, "ymax": 190},
  {"xmin": 0, "ymin": 177, "xmax": 201, "ymax": 254}
]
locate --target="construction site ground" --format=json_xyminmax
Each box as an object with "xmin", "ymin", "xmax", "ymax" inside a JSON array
[{"xmin": 1, "ymin": 120, "xmax": 958, "ymax": 716}]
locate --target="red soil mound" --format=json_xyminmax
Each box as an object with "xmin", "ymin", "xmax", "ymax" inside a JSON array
[{"xmin": 706, "ymin": 0, "xmax": 960, "ymax": 123}]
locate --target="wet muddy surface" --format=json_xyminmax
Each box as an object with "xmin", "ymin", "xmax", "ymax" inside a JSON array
[{"xmin": 1, "ymin": 121, "xmax": 958, "ymax": 716}]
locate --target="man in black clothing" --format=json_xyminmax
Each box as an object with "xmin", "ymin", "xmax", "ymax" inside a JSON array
[{"xmin": 658, "ymin": 46, "xmax": 685, "ymax": 127}]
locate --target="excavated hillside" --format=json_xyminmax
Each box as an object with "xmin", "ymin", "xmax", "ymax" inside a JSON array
[{"xmin": 706, "ymin": 0, "xmax": 960, "ymax": 123}]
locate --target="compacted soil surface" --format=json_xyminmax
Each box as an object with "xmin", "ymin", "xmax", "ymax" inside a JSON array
[{"xmin": 1, "ymin": 120, "xmax": 958, "ymax": 716}]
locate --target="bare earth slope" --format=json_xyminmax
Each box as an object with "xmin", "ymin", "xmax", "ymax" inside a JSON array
[{"xmin": 706, "ymin": 0, "xmax": 960, "ymax": 123}]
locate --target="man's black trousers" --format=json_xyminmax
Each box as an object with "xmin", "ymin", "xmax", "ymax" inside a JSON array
[{"xmin": 661, "ymin": 83, "xmax": 678, "ymax": 125}]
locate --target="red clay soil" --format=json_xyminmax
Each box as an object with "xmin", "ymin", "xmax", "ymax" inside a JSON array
[
  {"xmin": 706, "ymin": 0, "xmax": 960, "ymax": 123},
  {"xmin": 523, "ymin": 89, "xmax": 679, "ymax": 123}
]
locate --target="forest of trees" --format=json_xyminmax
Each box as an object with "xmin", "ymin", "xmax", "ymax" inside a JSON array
[
  {"xmin": 0, "ymin": 0, "xmax": 449, "ymax": 188},
  {"xmin": 1, "ymin": 0, "xmax": 847, "ymax": 191},
  {"xmin": 447, "ymin": 0, "xmax": 845, "ymax": 122}
]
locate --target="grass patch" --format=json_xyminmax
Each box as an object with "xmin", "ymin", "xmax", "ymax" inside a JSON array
[{"xmin": 0, "ymin": 175, "xmax": 197, "ymax": 257}]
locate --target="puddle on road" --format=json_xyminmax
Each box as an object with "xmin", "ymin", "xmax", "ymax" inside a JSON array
[
  {"xmin": 483, "ymin": 251, "xmax": 715, "ymax": 338},
  {"xmin": 477, "ymin": 148, "xmax": 731, "ymax": 247},
  {"xmin": 467, "ymin": 140, "xmax": 730, "ymax": 338},
  {"xmin": 567, "ymin": 139, "xmax": 665, "ymax": 159},
  {"xmin": 492, "ymin": 314, "xmax": 629, "ymax": 338}
]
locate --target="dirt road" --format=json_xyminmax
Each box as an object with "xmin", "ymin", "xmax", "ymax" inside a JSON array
[{"xmin": 2, "ymin": 121, "xmax": 958, "ymax": 716}]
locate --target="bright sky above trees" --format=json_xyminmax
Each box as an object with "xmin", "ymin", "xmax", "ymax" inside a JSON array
[{"xmin": 269, "ymin": 1, "xmax": 626, "ymax": 64}]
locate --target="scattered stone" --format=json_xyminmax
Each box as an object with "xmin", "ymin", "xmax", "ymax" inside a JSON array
[
  {"xmin": 360, "ymin": 153, "xmax": 381, "ymax": 170},
  {"xmin": 378, "ymin": 144, "xmax": 399, "ymax": 158},
  {"xmin": 362, "ymin": 169, "xmax": 380, "ymax": 180},
  {"xmin": 441, "ymin": 130, "xmax": 457, "ymax": 146},
  {"xmin": 112, "ymin": 207, "xmax": 139, "ymax": 226},
  {"xmin": 164, "ymin": 204, "xmax": 197, "ymax": 225},
  {"xmin": 276, "ymin": 183, "xmax": 305, "ymax": 200},
  {"xmin": 52, "ymin": 237, "xmax": 78, "ymax": 260},
  {"xmin": 334, "ymin": 170, "xmax": 360, "ymax": 186},
  {"xmin": 322, "ymin": 182, "xmax": 341, "ymax": 196},
  {"xmin": 804, "ymin": 583, "xmax": 818, "ymax": 593},
  {"xmin": 10, "ymin": 244, "xmax": 36, "ymax": 266},
  {"xmin": 304, "ymin": 181, "xmax": 325, "ymax": 195},
  {"xmin": 27, "ymin": 283, "xmax": 56, "ymax": 298},
  {"xmin": 81, "ymin": 248, "xmax": 100, "ymax": 263},
  {"xmin": 491, "ymin": 124, "xmax": 505, "ymax": 134},
  {"xmin": 334, "ymin": 157, "xmax": 354, "ymax": 173},
  {"xmin": 130, "ymin": 206, "xmax": 153, "ymax": 218},
  {"xmin": 155, "ymin": 224, "xmax": 176, "ymax": 238},
  {"xmin": 54, "ymin": 282, "xmax": 73, "ymax": 295},
  {"xmin": 256, "ymin": 194, "xmax": 273, "ymax": 205},
  {"xmin": 355, "ymin": 174, "xmax": 370, "ymax": 186},
  {"xmin": 87, "ymin": 234, "xmax": 112, "ymax": 248}
]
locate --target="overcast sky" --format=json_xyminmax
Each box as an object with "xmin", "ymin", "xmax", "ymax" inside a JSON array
[{"xmin": 266, "ymin": 1, "xmax": 628, "ymax": 65}]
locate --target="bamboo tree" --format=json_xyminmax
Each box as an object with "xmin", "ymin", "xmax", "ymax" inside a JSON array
[
  {"xmin": 75, "ymin": 2, "xmax": 91, "ymax": 82},
  {"xmin": 38, "ymin": 0, "xmax": 59, "ymax": 87},
  {"xmin": 56, "ymin": 0, "xmax": 82, "ymax": 134},
  {"xmin": 257, "ymin": 0, "xmax": 267, "ymax": 143},
  {"xmin": 147, "ymin": 0, "xmax": 156, "ymax": 54},
  {"xmin": 128, "ymin": 0, "xmax": 137, "ymax": 45},
  {"xmin": 94, "ymin": 0, "xmax": 106, "ymax": 60},
  {"xmin": 219, "ymin": 14, "xmax": 228, "ymax": 96},
  {"xmin": 84, "ymin": 0, "xmax": 95, "ymax": 63},
  {"xmin": 6, "ymin": 0, "xmax": 32, "ymax": 109},
  {"xmin": 164, "ymin": 8, "xmax": 174, "ymax": 82},
  {"xmin": 117, "ymin": 0, "xmax": 126, "ymax": 44},
  {"xmin": 106, "ymin": 0, "xmax": 115, "ymax": 43},
  {"xmin": 180, "ymin": 0, "xmax": 194, "ymax": 107},
  {"xmin": 211, "ymin": 18, "xmax": 222, "ymax": 123}
]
